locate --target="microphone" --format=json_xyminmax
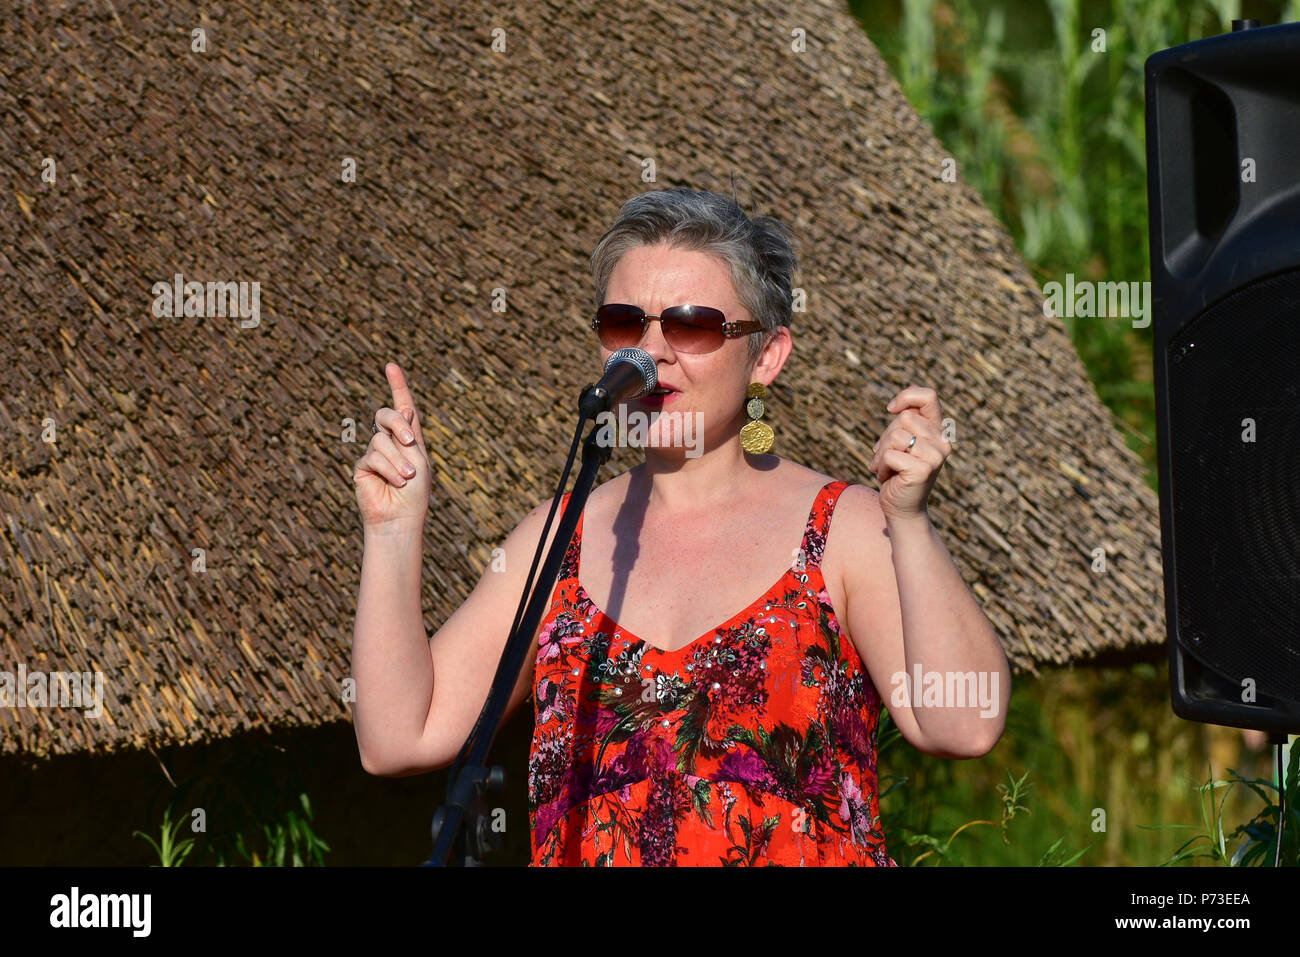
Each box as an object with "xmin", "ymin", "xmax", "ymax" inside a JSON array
[{"xmin": 578, "ymin": 348, "xmax": 657, "ymax": 419}]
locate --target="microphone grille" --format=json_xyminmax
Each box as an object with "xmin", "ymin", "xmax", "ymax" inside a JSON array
[{"xmin": 606, "ymin": 347, "xmax": 658, "ymax": 396}]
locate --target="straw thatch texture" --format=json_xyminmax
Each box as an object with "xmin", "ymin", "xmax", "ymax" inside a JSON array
[{"xmin": 0, "ymin": 0, "xmax": 1163, "ymax": 757}]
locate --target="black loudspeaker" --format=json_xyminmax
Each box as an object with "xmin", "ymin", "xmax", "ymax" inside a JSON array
[{"xmin": 1146, "ymin": 19, "xmax": 1300, "ymax": 735}]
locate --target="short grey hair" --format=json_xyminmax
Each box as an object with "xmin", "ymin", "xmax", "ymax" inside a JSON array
[{"xmin": 589, "ymin": 187, "xmax": 798, "ymax": 365}]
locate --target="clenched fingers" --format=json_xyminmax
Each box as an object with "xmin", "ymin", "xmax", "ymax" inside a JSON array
[
  {"xmin": 358, "ymin": 431, "xmax": 420, "ymax": 486},
  {"xmin": 374, "ymin": 406, "xmax": 418, "ymax": 446}
]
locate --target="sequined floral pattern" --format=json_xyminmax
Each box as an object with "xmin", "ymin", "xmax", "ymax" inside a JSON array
[{"xmin": 527, "ymin": 480, "xmax": 897, "ymax": 867}]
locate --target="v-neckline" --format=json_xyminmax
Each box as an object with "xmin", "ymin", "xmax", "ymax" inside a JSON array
[{"xmin": 571, "ymin": 481, "xmax": 835, "ymax": 656}]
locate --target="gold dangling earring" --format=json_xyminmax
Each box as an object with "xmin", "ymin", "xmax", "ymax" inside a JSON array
[{"xmin": 740, "ymin": 382, "xmax": 775, "ymax": 453}]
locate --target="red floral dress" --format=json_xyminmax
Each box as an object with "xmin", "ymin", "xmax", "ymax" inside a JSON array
[{"xmin": 527, "ymin": 479, "xmax": 897, "ymax": 866}]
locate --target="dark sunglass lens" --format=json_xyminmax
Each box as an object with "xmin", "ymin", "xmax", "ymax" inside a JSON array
[
  {"xmin": 662, "ymin": 306, "xmax": 725, "ymax": 353},
  {"xmin": 596, "ymin": 305, "xmax": 644, "ymax": 348}
]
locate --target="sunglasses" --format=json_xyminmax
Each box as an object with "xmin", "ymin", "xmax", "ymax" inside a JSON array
[{"xmin": 591, "ymin": 303, "xmax": 765, "ymax": 354}]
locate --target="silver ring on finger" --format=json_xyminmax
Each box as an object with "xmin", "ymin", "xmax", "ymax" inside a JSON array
[
  {"xmin": 371, "ymin": 421, "xmax": 381, "ymax": 435},
  {"xmin": 907, "ymin": 433, "xmax": 917, "ymax": 451}
]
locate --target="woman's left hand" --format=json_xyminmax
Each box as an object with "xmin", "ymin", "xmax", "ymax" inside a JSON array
[{"xmin": 868, "ymin": 386, "xmax": 952, "ymax": 522}]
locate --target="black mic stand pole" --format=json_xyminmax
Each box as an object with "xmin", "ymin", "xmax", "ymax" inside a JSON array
[{"xmin": 424, "ymin": 408, "xmax": 612, "ymax": 866}]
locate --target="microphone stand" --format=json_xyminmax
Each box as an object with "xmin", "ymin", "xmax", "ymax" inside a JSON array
[{"xmin": 423, "ymin": 393, "xmax": 613, "ymax": 866}]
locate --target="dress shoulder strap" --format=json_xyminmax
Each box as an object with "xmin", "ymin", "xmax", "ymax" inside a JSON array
[
  {"xmin": 556, "ymin": 492, "xmax": 582, "ymax": 581},
  {"xmin": 797, "ymin": 479, "xmax": 851, "ymax": 570}
]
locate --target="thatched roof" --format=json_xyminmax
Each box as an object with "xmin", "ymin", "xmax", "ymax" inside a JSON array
[{"xmin": 0, "ymin": 0, "xmax": 1163, "ymax": 757}]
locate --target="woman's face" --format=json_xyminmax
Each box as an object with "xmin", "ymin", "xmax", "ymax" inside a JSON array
[{"xmin": 600, "ymin": 242, "xmax": 777, "ymax": 458}]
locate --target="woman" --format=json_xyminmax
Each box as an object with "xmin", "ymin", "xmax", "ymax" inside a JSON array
[{"xmin": 352, "ymin": 187, "xmax": 1010, "ymax": 866}]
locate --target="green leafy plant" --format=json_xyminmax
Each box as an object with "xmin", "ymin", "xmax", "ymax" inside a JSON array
[
  {"xmin": 902, "ymin": 769, "xmax": 1074, "ymax": 865},
  {"xmin": 877, "ymin": 710, "xmax": 1087, "ymax": 865},
  {"xmin": 1145, "ymin": 745, "xmax": 1299, "ymax": 866},
  {"xmin": 212, "ymin": 792, "xmax": 331, "ymax": 867},
  {"xmin": 133, "ymin": 802, "xmax": 199, "ymax": 867}
]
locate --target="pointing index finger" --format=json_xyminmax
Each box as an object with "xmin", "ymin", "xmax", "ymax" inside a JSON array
[{"xmin": 386, "ymin": 362, "xmax": 417, "ymax": 425}]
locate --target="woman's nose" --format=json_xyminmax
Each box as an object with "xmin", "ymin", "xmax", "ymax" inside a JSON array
[{"xmin": 636, "ymin": 316, "xmax": 675, "ymax": 359}]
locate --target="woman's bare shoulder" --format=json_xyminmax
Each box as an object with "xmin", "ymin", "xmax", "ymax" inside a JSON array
[
  {"xmin": 760, "ymin": 456, "xmax": 841, "ymax": 500},
  {"xmin": 821, "ymin": 481, "xmax": 887, "ymax": 566}
]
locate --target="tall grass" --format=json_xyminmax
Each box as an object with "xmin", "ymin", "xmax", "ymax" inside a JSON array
[{"xmin": 133, "ymin": 790, "xmax": 330, "ymax": 867}]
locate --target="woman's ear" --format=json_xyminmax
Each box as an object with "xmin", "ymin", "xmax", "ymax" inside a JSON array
[{"xmin": 752, "ymin": 327, "xmax": 792, "ymax": 383}]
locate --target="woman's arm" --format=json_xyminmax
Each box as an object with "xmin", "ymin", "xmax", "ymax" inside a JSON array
[
  {"xmin": 880, "ymin": 507, "xmax": 1010, "ymax": 752},
  {"xmin": 351, "ymin": 500, "xmax": 562, "ymax": 776},
  {"xmin": 350, "ymin": 360, "xmax": 542, "ymax": 776},
  {"xmin": 351, "ymin": 520, "xmax": 437, "ymax": 775},
  {"xmin": 836, "ymin": 484, "xmax": 1010, "ymax": 758}
]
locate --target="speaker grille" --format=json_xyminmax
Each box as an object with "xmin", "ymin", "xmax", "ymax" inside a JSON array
[{"xmin": 1169, "ymin": 267, "xmax": 1300, "ymax": 702}]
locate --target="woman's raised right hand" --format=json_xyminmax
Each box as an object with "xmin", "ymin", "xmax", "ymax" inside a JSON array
[{"xmin": 353, "ymin": 362, "xmax": 432, "ymax": 531}]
